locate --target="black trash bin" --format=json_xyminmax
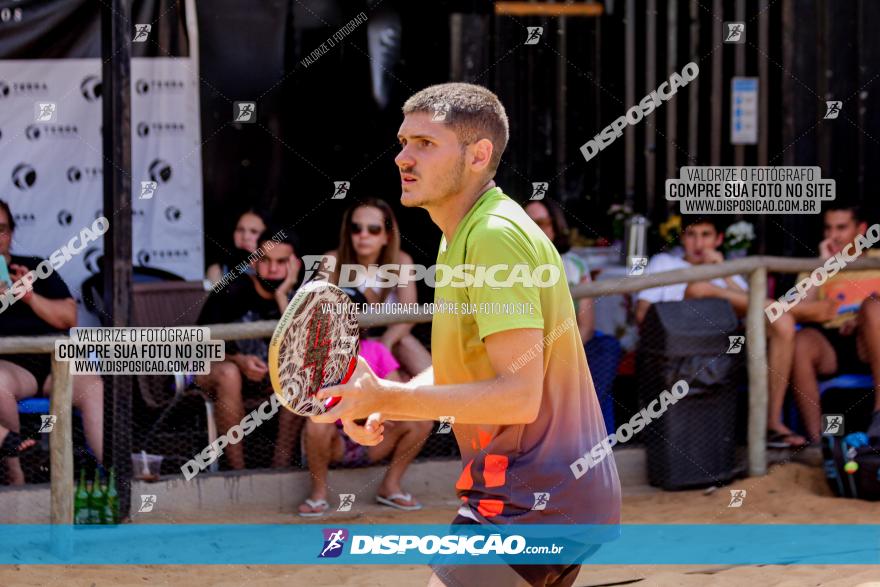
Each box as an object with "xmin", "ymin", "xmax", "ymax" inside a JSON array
[{"xmin": 637, "ymin": 298, "xmax": 744, "ymax": 490}]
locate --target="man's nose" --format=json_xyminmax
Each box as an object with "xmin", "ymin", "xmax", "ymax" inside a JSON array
[{"xmin": 395, "ymin": 148, "xmax": 414, "ymax": 169}]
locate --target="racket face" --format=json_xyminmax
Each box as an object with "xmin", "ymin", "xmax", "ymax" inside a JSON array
[{"xmin": 268, "ymin": 281, "xmax": 360, "ymax": 416}]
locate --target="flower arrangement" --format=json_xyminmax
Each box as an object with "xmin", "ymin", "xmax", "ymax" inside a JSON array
[
  {"xmin": 607, "ymin": 202, "xmax": 633, "ymax": 241},
  {"xmin": 658, "ymin": 215, "xmax": 682, "ymax": 245},
  {"xmin": 723, "ymin": 220, "xmax": 755, "ymax": 254}
]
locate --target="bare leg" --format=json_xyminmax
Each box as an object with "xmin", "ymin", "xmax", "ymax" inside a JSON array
[
  {"xmin": 765, "ymin": 312, "xmax": 799, "ymax": 439},
  {"xmin": 367, "ymin": 420, "xmax": 432, "ymax": 499},
  {"xmin": 0, "ymin": 362, "xmax": 38, "ymax": 485},
  {"xmin": 272, "ymin": 408, "xmax": 305, "ymax": 468},
  {"xmin": 43, "ymin": 374, "xmax": 104, "ymax": 464},
  {"xmin": 791, "ymin": 328, "xmax": 837, "ymax": 442},
  {"xmin": 855, "ymin": 297, "xmax": 880, "ymax": 412},
  {"xmin": 299, "ymin": 420, "xmax": 343, "ymax": 513},
  {"xmin": 196, "ymin": 360, "xmax": 246, "ymax": 469},
  {"xmin": 392, "ymin": 334, "xmax": 432, "ymax": 377}
]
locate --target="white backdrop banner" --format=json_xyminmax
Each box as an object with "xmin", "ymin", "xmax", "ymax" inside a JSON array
[{"xmin": 0, "ymin": 58, "xmax": 204, "ymax": 325}]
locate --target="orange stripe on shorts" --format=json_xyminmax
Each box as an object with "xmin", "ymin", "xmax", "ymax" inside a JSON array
[
  {"xmin": 477, "ymin": 498, "xmax": 505, "ymax": 518},
  {"xmin": 483, "ymin": 454, "xmax": 508, "ymax": 488}
]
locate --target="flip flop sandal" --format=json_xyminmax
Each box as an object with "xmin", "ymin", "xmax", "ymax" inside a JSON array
[
  {"xmin": 767, "ymin": 429, "xmax": 808, "ymax": 449},
  {"xmin": 298, "ymin": 498, "xmax": 329, "ymax": 518},
  {"xmin": 0, "ymin": 431, "xmax": 37, "ymax": 458},
  {"xmin": 376, "ymin": 492, "xmax": 423, "ymax": 511}
]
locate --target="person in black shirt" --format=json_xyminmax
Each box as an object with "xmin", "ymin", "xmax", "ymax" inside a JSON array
[
  {"xmin": 196, "ymin": 228, "xmax": 302, "ymax": 470},
  {"xmin": 0, "ymin": 200, "xmax": 104, "ymax": 484}
]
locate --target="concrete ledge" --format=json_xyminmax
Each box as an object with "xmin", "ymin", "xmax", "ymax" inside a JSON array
[{"xmin": 1, "ymin": 449, "xmax": 651, "ymax": 523}]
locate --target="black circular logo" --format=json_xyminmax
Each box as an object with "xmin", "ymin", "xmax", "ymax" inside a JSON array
[
  {"xmin": 83, "ymin": 246, "xmax": 102, "ymax": 274},
  {"xmin": 25, "ymin": 124, "xmax": 40, "ymax": 141},
  {"xmin": 57, "ymin": 210, "xmax": 73, "ymax": 226},
  {"xmin": 12, "ymin": 163, "xmax": 36, "ymax": 191},
  {"xmin": 0, "ymin": 81, "xmax": 9, "ymax": 99},
  {"xmin": 148, "ymin": 159, "xmax": 172, "ymax": 184},
  {"xmin": 164, "ymin": 206, "xmax": 181, "ymax": 222},
  {"xmin": 80, "ymin": 75, "xmax": 102, "ymax": 102},
  {"xmin": 136, "ymin": 122, "xmax": 149, "ymax": 137},
  {"xmin": 137, "ymin": 249, "xmax": 151, "ymax": 265},
  {"xmin": 67, "ymin": 166, "xmax": 82, "ymax": 183},
  {"xmin": 135, "ymin": 79, "xmax": 150, "ymax": 95}
]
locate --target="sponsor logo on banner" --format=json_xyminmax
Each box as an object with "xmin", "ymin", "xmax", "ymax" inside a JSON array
[
  {"xmin": 136, "ymin": 121, "xmax": 185, "ymax": 138},
  {"xmin": 80, "ymin": 75, "xmax": 102, "ymax": 102},
  {"xmin": 135, "ymin": 78, "xmax": 185, "ymax": 95},
  {"xmin": 164, "ymin": 206, "xmax": 182, "ymax": 222},
  {"xmin": 137, "ymin": 248, "xmax": 190, "ymax": 266},
  {"xmin": 67, "ymin": 166, "xmax": 102, "ymax": 183},
  {"xmin": 57, "ymin": 210, "xmax": 74, "ymax": 226},
  {"xmin": 25, "ymin": 124, "xmax": 79, "ymax": 141},
  {"xmin": 13, "ymin": 213, "xmax": 36, "ymax": 227},
  {"xmin": 0, "ymin": 80, "xmax": 48, "ymax": 99},
  {"xmin": 148, "ymin": 159, "xmax": 173, "ymax": 183},
  {"xmin": 11, "ymin": 163, "xmax": 37, "ymax": 191},
  {"xmin": 83, "ymin": 247, "xmax": 102, "ymax": 274}
]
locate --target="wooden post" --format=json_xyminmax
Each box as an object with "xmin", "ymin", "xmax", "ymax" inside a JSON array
[
  {"xmin": 645, "ymin": 0, "xmax": 657, "ymax": 218},
  {"xmin": 49, "ymin": 356, "xmax": 73, "ymax": 525},
  {"xmin": 666, "ymin": 0, "xmax": 679, "ymax": 186},
  {"xmin": 625, "ymin": 0, "xmax": 636, "ymax": 207},
  {"xmin": 101, "ymin": 0, "xmax": 134, "ymax": 520},
  {"xmin": 746, "ymin": 267, "xmax": 768, "ymax": 477},
  {"xmin": 688, "ymin": 0, "xmax": 700, "ymax": 162},
  {"xmin": 711, "ymin": 0, "xmax": 722, "ymax": 165}
]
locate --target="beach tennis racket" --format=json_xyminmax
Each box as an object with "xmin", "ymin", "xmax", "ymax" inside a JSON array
[{"xmin": 268, "ymin": 281, "xmax": 360, "ymax": 416}]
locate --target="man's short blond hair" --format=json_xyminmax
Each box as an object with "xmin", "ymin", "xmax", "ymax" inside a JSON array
[{"xmin": 402, "ymin": 83, "xmax": 509, "ymax": 176}]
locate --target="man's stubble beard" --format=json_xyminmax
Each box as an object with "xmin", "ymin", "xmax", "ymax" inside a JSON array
[{"xmin": 402, "ymin": 152, "xmax": 467, "ymax": 209}]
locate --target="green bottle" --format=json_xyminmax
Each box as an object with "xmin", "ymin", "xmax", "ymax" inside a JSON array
[
  {"xmin": 88, "ymin": 470, "xmax": 105, "ymax": 524},
  {"xmin": 74, "ymin": 469, "xmax": 90, "ymax": 525},
  {"xmin": 104, "ymin": 468, "xmax": 118, "ymax": 525}
]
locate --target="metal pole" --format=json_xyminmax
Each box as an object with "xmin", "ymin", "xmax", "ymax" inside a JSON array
[
  {"xmin": 666, "ymin": 0, "xmax": 678, "ymax": 189},
  {"xmin": 101, "ymin": 0, "xmax": 134, "ymax": 520},
  {"xmin": 734, "ymin": 0, "xmax": 745, "ymax": 167},
  {"xmin": 645, "ymin": 0, "xmax": 657, "ymax": 218},
  {"xmin": 625, "ymin": 0, "xmax": 636, "ymax": 207},
  {"xmin": 747, "ymin": 267, "xmax": 768, "ymax": 477},
  {"xmin": 711, "ymin": 0, "xmax": 722, "ymax": 165},
  {"xmin": 688, "ymin": 0, "xmax": 700, "ymax": 162}
]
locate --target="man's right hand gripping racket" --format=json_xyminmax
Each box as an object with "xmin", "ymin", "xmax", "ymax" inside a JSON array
[{"xmin": 268, "ymin": 281, "xmax": 360, "ymax": 416}]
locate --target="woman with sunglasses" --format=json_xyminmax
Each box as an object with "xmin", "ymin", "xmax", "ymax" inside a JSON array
[
  {"xmin": 325, "ymin": 198, "xmax": 431, "ymax": 377},
  {"xmin": 523, "ymin": 198, "xmax": 621, "ymax": 433}
]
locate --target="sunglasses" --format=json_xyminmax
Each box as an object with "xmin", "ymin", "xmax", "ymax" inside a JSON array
[{"xmin": 351, "ymin": 222, "xmax": 384, "ymax": 236}]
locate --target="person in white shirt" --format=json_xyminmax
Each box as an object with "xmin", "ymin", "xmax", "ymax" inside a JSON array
[{"xmin": 636, "ymin": 216, "xmax": 803, "ymax": 449}]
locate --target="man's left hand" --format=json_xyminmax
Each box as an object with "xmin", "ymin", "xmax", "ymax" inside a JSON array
[{"xmin": 312, "ymin": 356, "xmax": 386, "ymax": 423}]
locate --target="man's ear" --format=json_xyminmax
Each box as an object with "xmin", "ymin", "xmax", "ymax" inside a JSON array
[
  {"xmin": 468, "ymin": 138, "xmax": 494, "ymax": 173},
  {"xmin": 715, "ymin": 232, "xmax": 724, "ymax": 248}
]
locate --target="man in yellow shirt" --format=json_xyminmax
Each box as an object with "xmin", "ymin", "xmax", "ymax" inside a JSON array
[{"xmin": 315, "ymin": 83, "xmax": 621, "ymax": 586}]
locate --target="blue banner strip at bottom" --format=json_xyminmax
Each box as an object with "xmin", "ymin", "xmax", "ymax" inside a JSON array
[{"xmin": 0, "ymin": 524, "xmax": 878, "ymax": 565}]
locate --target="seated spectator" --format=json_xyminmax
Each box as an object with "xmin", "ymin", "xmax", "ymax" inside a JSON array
[
  {"xmin": 0, "ymin": 200, "xmax": 103, "ymax": 484},
  {"xmin": 205, "ymin": 208, "xmax": 269, "ymax": 287},
  {"xmin": 298, "ymin": 289, "xmax": 432, "ymax": 516},
  {"xmin": 524, "ymin": 199, "xmax": 621, "ymax": 432},
  {"xmin": 196, "ymin": 227, "xmax": 302, "ymax": 470},
  {"xmin": 635, "ymin": 215, "xmax": 802, "ymax": 448},
  {"xmin": 324, "ymin": 198, "xmax": 431, "ymax": 378},
  {"xmin": 791, "ymin": 205, "xmax": 880, "ymax": 442}
]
